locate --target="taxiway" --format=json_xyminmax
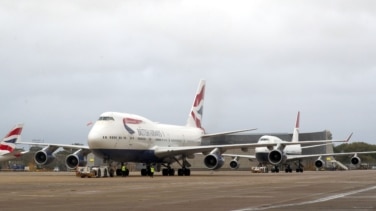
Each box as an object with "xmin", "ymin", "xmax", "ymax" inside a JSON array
[{"xmin": 0, "ymin": 170, "xmax": 375, "ymax": 210}]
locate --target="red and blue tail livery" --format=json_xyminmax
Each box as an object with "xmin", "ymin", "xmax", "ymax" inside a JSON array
[
  {"xmin": 0, "ymin": 124, "xmax": 27, "ymax": 162},
  {"xmin": 187, "ymin": 80, "xmax": 205, "ymax": 129}
]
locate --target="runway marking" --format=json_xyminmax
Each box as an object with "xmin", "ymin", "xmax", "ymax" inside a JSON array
[{"xmin": 232, "ymin": 185, "xmax": 376, "ymax": 211}]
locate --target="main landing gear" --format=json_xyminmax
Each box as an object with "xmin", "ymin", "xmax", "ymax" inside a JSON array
[
  {"xmin": 271, "ymin": 165, "xmax": 280, "ymax": 173},
  {"xmin": 271, "ymin": 162, "xmax": 304, "ymax": 173},
  {"xmin": 160, "ymin": 166, "xmax": 191, "ymax": 176},
  {"xmin": 295, "ymin": 160, "xmax": 304, "ymax": 173},
  {"xmin": 142, "ymin": 157, "xmax": 192, "ymax": 177},
  {"xmin": 284, "ymin": 161, "xmax": 304, "ymax": 173},
  {"xmin": 285, "ymin": 164, "xmax": 293, "ymax": 173},
  {"xmin": 161, "ymin": 167, "xmax": 175, "ymax": 176}
]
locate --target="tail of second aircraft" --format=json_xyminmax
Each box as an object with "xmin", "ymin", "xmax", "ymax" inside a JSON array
[
  {"xmin": 186, "ymin": 80, "xmax": 205, "ymax": 129},
  {"xmin": 291, "ymin": 112, "xmax": 300, "ymax": 143},
  {"xmin": 0, "ymin": 124, "xmax": 24, "ymax": 153}
]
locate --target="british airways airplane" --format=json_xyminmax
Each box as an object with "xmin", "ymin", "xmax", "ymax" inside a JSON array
[
  {"xmin": 0, "ymin": 124, "xmax": 26, "ymax": 162},
  {"xmin": 18, "ymin": 80, "xmax": 346, "ymax": 176},
  {"xmin": 223, "ymin": 112, "xmax": 374, "ymax": 173}
]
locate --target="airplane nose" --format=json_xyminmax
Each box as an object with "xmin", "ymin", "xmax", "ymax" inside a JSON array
[{"xmin": 87, "ymin": 124, "xmax": 103, "ymax": 148}]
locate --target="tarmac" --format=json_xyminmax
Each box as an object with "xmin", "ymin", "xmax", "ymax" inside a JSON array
[{"xmin": 1, "ymin": 170, "xmax": 376, "ymax": 211}]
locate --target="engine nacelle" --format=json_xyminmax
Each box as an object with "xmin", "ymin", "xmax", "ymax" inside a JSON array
[
  {"xmin": 350, "ymin": 156, "xmax": 361, "ymax": 165},
  {"xmin": 34, "ymin": 146, "xmax": 59, "ymax": 166},
  {"xmin": 65, "ymin": 149, "xmax": 88, "ymax": 169},
  {"xmin": 204, "ymin": 154, "xmax": 225, "ymax": 170},
  {"xmin": 314, "ymin": 159, "xmax": 325, "ymax": 169},
  {"xmin": 268, "ymin": 150, "xmax": 286, "ymax": 165},
  {"xmin": 229, "ymin": 159, "xmax": 240, "ymax": 170}
]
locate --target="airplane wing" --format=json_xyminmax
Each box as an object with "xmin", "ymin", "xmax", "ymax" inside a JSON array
[
  {"xmin": 153, "ymin": 143, "xmax": 276, "ymax": 158},
  {"xmin": 286, "ymin": 151, "xmax": 376, "ymax": 160},
  {"xmin": 152, "ymin": 136, "xmax": 351, "ymax": 158},
  {"xmin": 196, "ymin": 132, "xmax": 350, "ymax": 157},
  {"xmin": 221, "ymin": 133, "xmax": 353, "ymax": 161},
  {"xmin": 223, "ymin": 151, "xmax": 376, "ymax": 161},
  {"xmin": 16, "ymin": 141, "xmax": 90, "ymax": 150},
  {"xmin": 272, "ymin": 133, "xmax": 353, "ymax": 150},
  {"xmin": 301, "ymin": 143, "xmax": 332, "ymax": 149},
  {"xmin": 222, "ymin": 153, "xmax": 256, "ymax": 160},
  {"xmin": 201, "ymin": 128, "xmax": 257, "ymax": 138}
]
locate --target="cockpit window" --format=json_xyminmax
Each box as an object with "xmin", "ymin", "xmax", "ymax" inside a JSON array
[{"xmin": 98, "ymin": 116, "xmax": 115, "ymax": 121}]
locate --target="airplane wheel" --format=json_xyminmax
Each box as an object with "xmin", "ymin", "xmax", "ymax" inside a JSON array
[
  {"xmin": 116, "ymin": 169, "xmax": 122, "ymax": 176},
  {"xmin": 168, "ymin": 168, "xmax": 175, "ymax": 176},
  {"xmin": 141, "ymin": 169, "xmax": 148, "ymax": 176},
  {"xmin": 178, "ymin": 169, "xmax": 184, "ymax": 176},
  {"xmin": 185, "ymin": 169, "xmax": 191, "ymax": 176},
  {"xmin": 109, "ymin": 169, "xmax": 115, "ymax": 177}
]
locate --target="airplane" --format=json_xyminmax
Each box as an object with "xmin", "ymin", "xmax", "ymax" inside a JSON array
[
  {"xmin": 0, "ymin": 124, "xmax": 26, "ymax": 162},
  {"xmin": 224, "ymin": 112, "xmax": 375, "ymax": 173},
  {"xmin": 17, "ymin": 80, "xmax": 348, "ymax": 177}
]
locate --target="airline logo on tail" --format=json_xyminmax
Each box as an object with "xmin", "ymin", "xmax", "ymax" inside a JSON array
[
  {"xmin": 0, "ymin": 124, "xmax": 23, "ymax": 152},
  {"xmin": 190, "ymin": 82, "xmax": 205, "ymax": 129},
  {"xmin": 291, "ymin": 112, "xmax": 300, "ymax": 143}
]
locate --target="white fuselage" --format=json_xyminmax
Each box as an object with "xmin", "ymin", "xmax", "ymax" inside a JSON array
[
  {"xmin": 87, "ymin": 112, "xmax": 204, "ymax": 163},
  {"xmin": 255, "ymin": 135, "xmax": 302, "ymax": 164}
]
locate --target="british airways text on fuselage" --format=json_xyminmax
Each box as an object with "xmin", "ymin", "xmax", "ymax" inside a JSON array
[{"xmin": 137, "ymin": 129, "xmax": 163, "ymax": 137}]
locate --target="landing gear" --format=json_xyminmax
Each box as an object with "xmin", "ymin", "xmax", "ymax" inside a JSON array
[
  {"xmin": 271, "ymin": 165, "xmax": 279, "ymax": 173},
  {"xmin": 141, "ymin": 168, "xmax": 149, "ymax": 176},
  {"xmin": 141, "ymin": 164, "xmax": 156, "ymax": 176},
  {"xmin": 285, "ymin": 164, "xmax": 293, "ymax": 173},
  {"xmin": 162, "ymin": 167, "xmax": 175, "ymax": 176},
  {"xmin": 296, "ymin": 160, "xmax": 304, "ymax": 173},
  {"xmin": 177, "ymin": 168, "xmax": 191, "ymax": 176},
  {"xmin": 161, "ymin": 157, "xmax": 192, "ymax": 176}
]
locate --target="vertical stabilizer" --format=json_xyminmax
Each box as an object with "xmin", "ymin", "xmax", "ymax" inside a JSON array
[
  {"xmin": 0, "ymin": 124, "xmax": 24, "ymax": 153},
  {"xmin": 291, "ymin": 112, "xmax": 300, "ymax": 142},
  {"xmin": 186, "ymin": 80, "xmax": 205, "ymax": 129}
]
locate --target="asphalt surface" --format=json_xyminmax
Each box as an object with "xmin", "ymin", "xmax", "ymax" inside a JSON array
[{"xmin": 1, "ymin": 170, "xmax": 376, "ymax": 211}]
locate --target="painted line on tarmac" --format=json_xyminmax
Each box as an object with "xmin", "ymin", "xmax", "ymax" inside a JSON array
[{"xmin": 232, "ymin": 185, "xmax": 376, "ymax": 211}]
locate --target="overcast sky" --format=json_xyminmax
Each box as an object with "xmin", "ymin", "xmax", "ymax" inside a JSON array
[{"xmin": 1, "ymin": 1, "xmax": 376, "ymax": 145}]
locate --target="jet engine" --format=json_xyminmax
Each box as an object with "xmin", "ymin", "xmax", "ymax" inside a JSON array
[
  {"xmin": 229, "ymin": 159, "xmax": 240, "ymax": 170},
  {"xmin": 204, "ymin": 148, "xmax": 225, "ymax": 170},
  {"xmin": 268, "ymin": 150, "xmax": 286, "ymax": 165},
  {"xmin": 350, "ymin": 156, "xmax": 361, "ymax": 165},
  {"xmin": 204, "ymin": 153, "xmax": 225, "ymax": 170},
  {"xmin": 34, "ymin": 146, "xmax": 59, "ymax": 166},
  {"xmin": 314, "ymin": 159, "xmax": 325, "ymax": 169},
  {"xmin": 65, "ymin": 149, "xmax": 88, "ymax": 169}
]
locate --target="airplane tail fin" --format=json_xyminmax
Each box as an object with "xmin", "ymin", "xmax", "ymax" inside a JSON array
[
  {"xmin": 186, "ymin": 80, "xmax": 205, "ymax": 129},
  {"xmin": 291, "ymin": 112, "xmax": 300, "ymax": 143},
  {"xmin": 0, "ymin": 124, "xmax": 24, "ymax": 152}
]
